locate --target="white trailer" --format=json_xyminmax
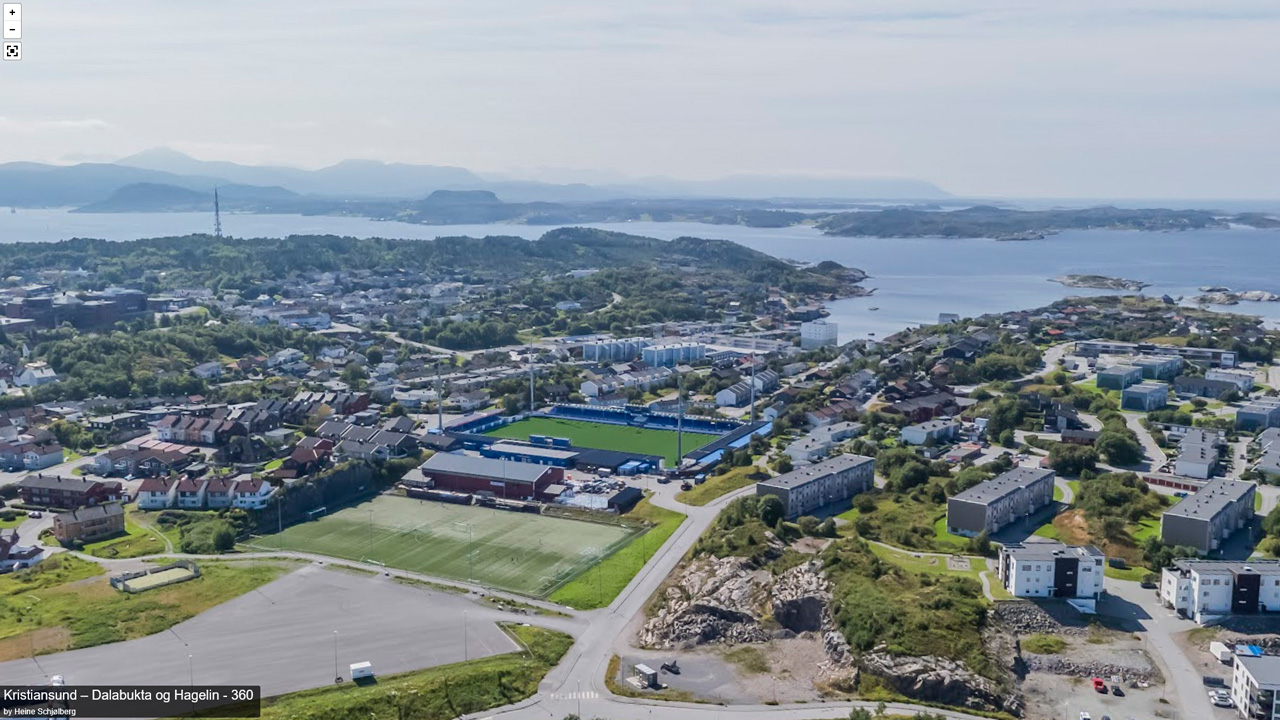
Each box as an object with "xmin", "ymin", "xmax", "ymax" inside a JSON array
[
  {"xmin": 350, "ymin": 661, "xmax": 375, "ymax": 680},
  {"xmin": 1210, "ymin": 641, "xmax": 1233, "ymax": 664}
]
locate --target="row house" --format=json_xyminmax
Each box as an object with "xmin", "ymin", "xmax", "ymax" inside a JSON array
[
  {"xmin": 156, "ymin": 415, "xmax": 247, "ymax": 446},
  {"xmin": 18, "ymin": 474, "xmax": 122, "ymax": 509},
  {"xmin": 140, "ymin": 474, "xmax": 276, "ymax": 510}
]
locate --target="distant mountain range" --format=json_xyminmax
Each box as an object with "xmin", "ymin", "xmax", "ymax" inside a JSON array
[{"xmin": 0, "ymin": 148, "xmax": 953, "ymax": 210}]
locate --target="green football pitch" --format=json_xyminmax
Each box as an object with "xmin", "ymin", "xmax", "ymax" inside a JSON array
[
  {"xmin": 245, "ymin": 495, "xmax": 637, "ymax": 597},
  {"xmin": 483, "ymin": 417, "xmax": 717, "ymax": 465}
]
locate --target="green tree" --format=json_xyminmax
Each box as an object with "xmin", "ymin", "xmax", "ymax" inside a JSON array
[
  {"xmin": 759, "ymin": 495, "xmax": 785, "ymax": 527},
  {"xmin": 1096, "ymin": 430, "xmax": 1143, "ymax": 466}
]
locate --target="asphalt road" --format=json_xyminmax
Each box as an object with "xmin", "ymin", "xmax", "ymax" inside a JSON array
[{"xmin": 0, "ymin": 564, "xmax": 532, "ymax": 696}]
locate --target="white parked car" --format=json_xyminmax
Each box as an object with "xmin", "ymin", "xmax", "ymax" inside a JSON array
[
  {"xmin": 1079, "ymin": 712, "xmax": 1091, "ymax": 720},
  {"xmin": 1209, "ymin": 690, "xmax": 1233, "ymax": 708}
]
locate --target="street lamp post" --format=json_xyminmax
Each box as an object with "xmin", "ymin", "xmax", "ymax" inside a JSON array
[
  {"xmin": 333, "ymin": 631, "xmax": 340, "ymax": 683},
  {"xmin": 187, "ymin": 654, "xmax": 193, "ymax": 687},
  {"xmin": 463, "ymin": 610, "xmax": 469, "ymax": 661}
]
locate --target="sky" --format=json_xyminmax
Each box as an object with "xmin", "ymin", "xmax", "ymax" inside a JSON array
[{"xmin": 4, "ymin": 0, "xmax": 1280, "ymax": 199}]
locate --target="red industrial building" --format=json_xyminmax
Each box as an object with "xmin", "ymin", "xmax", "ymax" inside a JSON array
[{"xmin": 416, "ymin": 453, "xmax": 562, "ymax": 500}]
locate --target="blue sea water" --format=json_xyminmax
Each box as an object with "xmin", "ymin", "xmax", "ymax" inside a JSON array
[{"xmin": 2, "ymin": 209, "xmax": 1278, "ymax": 342}]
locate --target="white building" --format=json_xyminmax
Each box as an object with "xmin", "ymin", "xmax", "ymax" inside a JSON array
[
  {"xmin": 232, "ymin": 477, "xmax": 276, "ymax": 509},
  {"xmin": 800, "ymin": 320, "xmax": 839, "ymax": 350},
  {"xmin": 14, "ymin": 362, "xmax": 59, "ymax": 388},
  {"xmin": 997, "ymin": 543, "xmax": 1106, "ymax": 611},
  {"xmin": 581, "ymin": 337, "xmax": 649, "ymax": 363},
  {"xmin": 715, "ymin": 382, "xmax": 753, "ymax": 407},
  {"xmin": 267, "ymin": 348, "xmax": 305, "ymax": 368},
  {"xmin": 1207, "ymin": 368, "xmax": 1256, "ymax": 393},
  {"xmin": 1160, "ymin": 559, "xmax": 1280, "ymax": 624},
  {"xmin": 135, "ymin": 476, "xmax": 179, "ymax": 510},
  {"xmin": 900, "ymin": 420, "xmax": 960, "ymax": 446},
  {"xmin": 1232, "ymin": 654, "xmax": 1280, "ymax": 720},
  {"xmin": 785, "ymin": 436, "xmax": 832, "ymax": 464},
  {"xmin": 642, "ymin": 342, "xmax": 705, "ymax": 368}
]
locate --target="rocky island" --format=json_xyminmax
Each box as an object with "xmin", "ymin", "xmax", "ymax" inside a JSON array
[
  {"xmin": 1051, "ymin": 274, "xmax": 1150, "ymax": 292},
  {"xmin": 1194, "ymin": 288, "xmax": 1280, "ymax": 304}
]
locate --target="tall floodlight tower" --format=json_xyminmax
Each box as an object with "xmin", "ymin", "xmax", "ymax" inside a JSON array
[
  {"xmin": 676, "ymin": 373, "xmax": 684, "ymax": 461},
  {"xmin": 528, "ymin": 347, "xmax": 535, "ymax": 412}
]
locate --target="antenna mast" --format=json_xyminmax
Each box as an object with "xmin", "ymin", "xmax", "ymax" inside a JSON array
[{"xmin": 213, "ymin": 187, "xmax": 223, "ymax": 238}]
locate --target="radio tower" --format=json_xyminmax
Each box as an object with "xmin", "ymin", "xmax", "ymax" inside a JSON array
[{"xmin": 213, "ymin": 187, "xmax": 223, "ymax": 238}]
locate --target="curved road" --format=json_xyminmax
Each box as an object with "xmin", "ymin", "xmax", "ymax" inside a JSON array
[{"xmin": 460, "ymin": 483, "xmax": 994, "ymax": 720}]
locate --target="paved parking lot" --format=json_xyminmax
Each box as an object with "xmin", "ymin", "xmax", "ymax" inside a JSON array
[{"xmin": 0, "ymin": 563, "xmax": 521, "ymax": 695}]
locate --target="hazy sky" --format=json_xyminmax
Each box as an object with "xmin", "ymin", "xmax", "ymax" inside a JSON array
[{"xmin": 5, "ymin": 0, "xmax": 1279, "ymax": 198}]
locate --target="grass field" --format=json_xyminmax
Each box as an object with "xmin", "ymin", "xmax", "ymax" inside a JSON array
[
  {"xmin": 675, "ymin": 465, "xmax": 765, "ymax": 506},
  {"xmin": 483, "ymin": 416, "xmax": 717, "ymax": 465},
  {"xmin": 548, "ymin": 497, "xmax": 684, "ymax": 609},
  {"xmin": 246, "ymin": 495, "xmax": 638, "ymax": 597},
  {"xmin": 0, "ymin": 555, "xmax": 291, "ymax": 660}
]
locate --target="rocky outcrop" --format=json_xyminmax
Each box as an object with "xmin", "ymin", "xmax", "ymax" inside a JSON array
[
  {"xmin": 861, "ymin": 648, "xmax": 1022, "ymax": 716},
  {"xmin": 772, "ymin": 562, "xmax": 830, "ymax": 633},
  {"xmin": 640, "ymin": 556, "xmax": 772, "ymax": 649},
  {"xmin": 641, "ymin": 553, "xmax": 833, "ymax": 649},
  {"xmin": 1195, "ymin": 289, "xmax": 1280, "ymax": 304}
]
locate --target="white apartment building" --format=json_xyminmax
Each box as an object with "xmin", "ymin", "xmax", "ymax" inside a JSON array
[
  {"xmin": 1233, "ymin": 654, "xmax": 1280, "ymax": 720},
  {"xmin": 997, "ymin": 543, "xmax": 1106, "ymax": 610},
  {"xmin": 1161, "ymin": 559, "xmax": 1280, "ymax": 624},
  {"xmin": 1207, "ymin": 368, "xmax": 1257, "ymax": 393},
  {"xmin": 800, "ymin": 320, "xmax": 839, "ymax": 350}
]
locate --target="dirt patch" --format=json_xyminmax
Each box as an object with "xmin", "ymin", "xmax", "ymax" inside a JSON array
[
  {"xmin": 946, "ymin": 556, "xmax": 971, "ymax": 572},
  {"xmin": 1050, "ymin": 510, "xmax": 1145, "ymax": 566},
  {"xmin": 0, "ymin": 626, "xmax": 72, "ymax": 662},
  {"xmin": 792, "ymin": 537, "xmax": 832, "ymax": 555},
  {"xmin": 1053, "ymin": 509, "xmax": 1091, "ymax": 545}
]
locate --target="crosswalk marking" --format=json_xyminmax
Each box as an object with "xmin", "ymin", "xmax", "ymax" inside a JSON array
[{"xmin": 547, "ymin": 691, "xmax": 599, "ymax": 700}]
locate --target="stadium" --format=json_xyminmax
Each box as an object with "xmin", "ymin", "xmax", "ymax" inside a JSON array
[{"xmin": 449, "ymin": 403, "xmax": 770, "ymax": 474}]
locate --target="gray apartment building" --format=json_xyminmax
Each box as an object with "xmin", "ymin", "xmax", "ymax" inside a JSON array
[
  {"xmin": 1121, "ymin": 382, "xmax": 1169, "ymax": 412},
  {"xmin": 1238, "ymin": 398, "xmax": 1280, "ymax": 432},
  {"xmin": 1097, "ymin": 365, "xmax": 1143, "ymax": 391},
  {"xmin": 756, "ymin": 453, "xmax": 875, "ymax": 520},
  {"xmin": 1160, "ymin": 477, "xmax": 1257, "ymax": 553},
  {"xmin": 946, "ymin": 467, "xmax": 1056, "ymax": 537},
  {"xmin": 1131, "ymin": 355, "xmax": 1184, "ymax": 381}
]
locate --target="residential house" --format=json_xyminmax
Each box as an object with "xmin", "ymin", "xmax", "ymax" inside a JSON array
[
  {"xmin": 191, "ymin": 361, "xmax": 224, "ymax": 380},
  {"xmin": 232, "ymin": 477, "xmax": 276, "ymax": 509},
  {"xmin": 135, "ymin": 476, "xmax": 180, "ymax": 510},
  {"xmin": 175, "ymin": 476, "xmax": 208, "ymax": 509}
]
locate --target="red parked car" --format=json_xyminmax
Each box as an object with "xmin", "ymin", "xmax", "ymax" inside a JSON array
[{"xmin": 1092, "ymin": 677, "xmax": 1107, "ymax": 693}]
